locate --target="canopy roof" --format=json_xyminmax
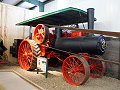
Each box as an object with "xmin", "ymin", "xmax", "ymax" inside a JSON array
[{"xmin": 16, "ymin": 7, "xmax": 96, "ymax": 27}]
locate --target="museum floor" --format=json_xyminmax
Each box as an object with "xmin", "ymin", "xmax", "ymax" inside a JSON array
[{"xmin": 0, "ymin": 65, "xmax": 120, "ymax": 90}]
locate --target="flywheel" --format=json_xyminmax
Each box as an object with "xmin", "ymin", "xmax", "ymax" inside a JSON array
[{"xmin": 18, "ymin": 40, "xmax": 40, "ymax": 70}]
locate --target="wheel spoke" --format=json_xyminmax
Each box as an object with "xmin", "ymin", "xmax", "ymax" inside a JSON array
[
  {"xmin": 63, "ymin": 66, "xmax": 71, "ymax": 70},
  {"xmin": 71, "ymin": 57, "xmax": 76, "ymax": 67},
  {"xmin": 96, "ymin": 67, "xmax": 103, "ymax": 70},
  {"xmin": 64, "ymin": 61, "xmax": 73, "ymax": 69},
  {"xmin": 94, "ymin": 68, "xmax": 102, "ymax": 74},
  {"xmin": 21, "ymin": 47, "xmax": 25, "ymax": 53},
  {"xmin": 70, "ymin": 73, "xmax": 76, "ymax": 79},
  {"xmin": 73, "ymin": 57, "xmax": 79, "ymax": 68},
  {"xmin": 78, "ymin": 63, "xmax": 83, "ymax": 67},
  {"xmin": 78, "ymin": 72, "xmax": 85, "ymax": 77},
  {"xmin": 76, "ymin": 74, "xmax": 84, "ymax": 81},
  {"xmin": 74, "ymin": 59, "xmax": 80, "ymax": 66},
  {"xmin": 25, "ymin": 44, "xmax": 31, "ymax": 51}
]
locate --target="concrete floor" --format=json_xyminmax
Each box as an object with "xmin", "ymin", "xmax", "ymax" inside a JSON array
[
  {"xmin": 0, "ymin": 66, "xmax": 120, "ymax": 90},
  {"xmin": 0, "ymin": 72, "xmax": 38, "ymax": 90}
]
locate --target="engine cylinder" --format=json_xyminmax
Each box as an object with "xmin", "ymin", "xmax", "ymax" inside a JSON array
[{"xmin": 55, "ymin": 35, "xmax": 106, "ymax": 55}]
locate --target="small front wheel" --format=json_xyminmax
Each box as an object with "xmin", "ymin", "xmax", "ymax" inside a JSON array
[{"xmin": 62, "ymin": 55, "xmax": 90, "ymax": 86}]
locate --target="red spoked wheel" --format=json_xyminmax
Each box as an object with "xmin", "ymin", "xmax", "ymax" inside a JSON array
[
  {"xmin": 62, "ymin": 55, "xmax": 90, "ymax": 86},
  {"xmin": 18, "ymin": 40, "xmax": 40, "ymax": 70},
  {"xmin": 88, "ymin": 55, "xmax": 105, "ymax": 78},
  {"xmin": 34, "ymin": 24, "xmax": 49, "ymax": 44}
]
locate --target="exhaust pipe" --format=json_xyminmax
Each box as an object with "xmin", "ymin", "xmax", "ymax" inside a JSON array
[{"xmin": 87, "ymin": 8, "xmax": 95, "ymax": 36}]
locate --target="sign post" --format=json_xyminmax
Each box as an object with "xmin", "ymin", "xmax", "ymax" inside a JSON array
[{"xmin": 37, "ymin": 57, "xmax": 48, "ymax": 78}]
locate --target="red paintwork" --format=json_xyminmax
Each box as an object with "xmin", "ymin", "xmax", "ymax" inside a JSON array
[
  {"xmin": 71, "ymin": 31, "xmax": 88, "ymax": 37},
  {"xmin": 63, "ymin": 32, "xmax": 71, "ymax": 37},
  {"xmin": 79, "ymin": 53, "xmax": 90, "ymax": 61},
  {"xmin": 46, "ymin": 51, "xmax": 60, "ymax": 59}
]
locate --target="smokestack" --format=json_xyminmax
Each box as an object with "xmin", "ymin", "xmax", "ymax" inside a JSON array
[{"xmin": 87, "ymin": 8, "xmax": 95, "ymax": 36}]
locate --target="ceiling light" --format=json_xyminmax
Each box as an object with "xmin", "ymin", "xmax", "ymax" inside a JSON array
[
  {"xmin": 38, "ymin": 0, "xmax": 47, "ymax": 2},
  {"xmin": 18, "ymin": 1, "xmax": 35, "ymax": 9}
]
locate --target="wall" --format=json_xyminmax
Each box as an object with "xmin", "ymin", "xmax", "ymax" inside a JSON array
[
  {"xmin": 103, "ymin": 38, "xmax": 120, "ymax": 79},
  {"xmin": 0, "ymin": 3, "xmax": 46, "ymax": 63},
  {"xmin": 44, "ymin": 0, "xmax": 120, "ymax": 32}
]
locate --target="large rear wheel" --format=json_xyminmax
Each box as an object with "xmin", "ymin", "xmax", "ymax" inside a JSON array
[
  {"xmin": 62, "ymin": 55, "xmax": 90, "ymax": 86},
  {"xmin": 18, "ymin": 40, "xmax": 40, "ymax": 70}
]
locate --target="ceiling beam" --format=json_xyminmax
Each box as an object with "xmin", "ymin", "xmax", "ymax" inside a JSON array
[
  {"xmin": 23, "ymin": 0, "xmax": 44, "ymax": 12},
  {"xmin": 14, "ymin": 0, "xmax": 24, "ymax": 6},
  {"xmin": 44, "ymin": 0, "xmax": 54, "ymax": 4}
]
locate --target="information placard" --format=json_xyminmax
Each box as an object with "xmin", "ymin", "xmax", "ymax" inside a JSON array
[{"xmin": 37, "ymin": 57, "xmax": 47, "ymax": 72}]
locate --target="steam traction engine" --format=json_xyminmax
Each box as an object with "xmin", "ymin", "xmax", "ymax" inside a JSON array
[{"xmin": 17, "ymin": 7, "xmax": 106, "ymax": 86}]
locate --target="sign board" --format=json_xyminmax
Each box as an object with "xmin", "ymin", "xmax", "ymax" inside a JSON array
[{"xmin": 37, "ymin": 57, "xmax": 47, "ymax": 72}]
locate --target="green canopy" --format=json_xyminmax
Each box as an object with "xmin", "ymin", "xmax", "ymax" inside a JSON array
[{"xmin": 16, "ymin": 7, "xmax": 96, "ymax": 27}]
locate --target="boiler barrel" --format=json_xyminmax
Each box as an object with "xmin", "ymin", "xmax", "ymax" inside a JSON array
[{"xmin": 55, "ymin": 35, "xmax": 106, "ymax": 55}]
